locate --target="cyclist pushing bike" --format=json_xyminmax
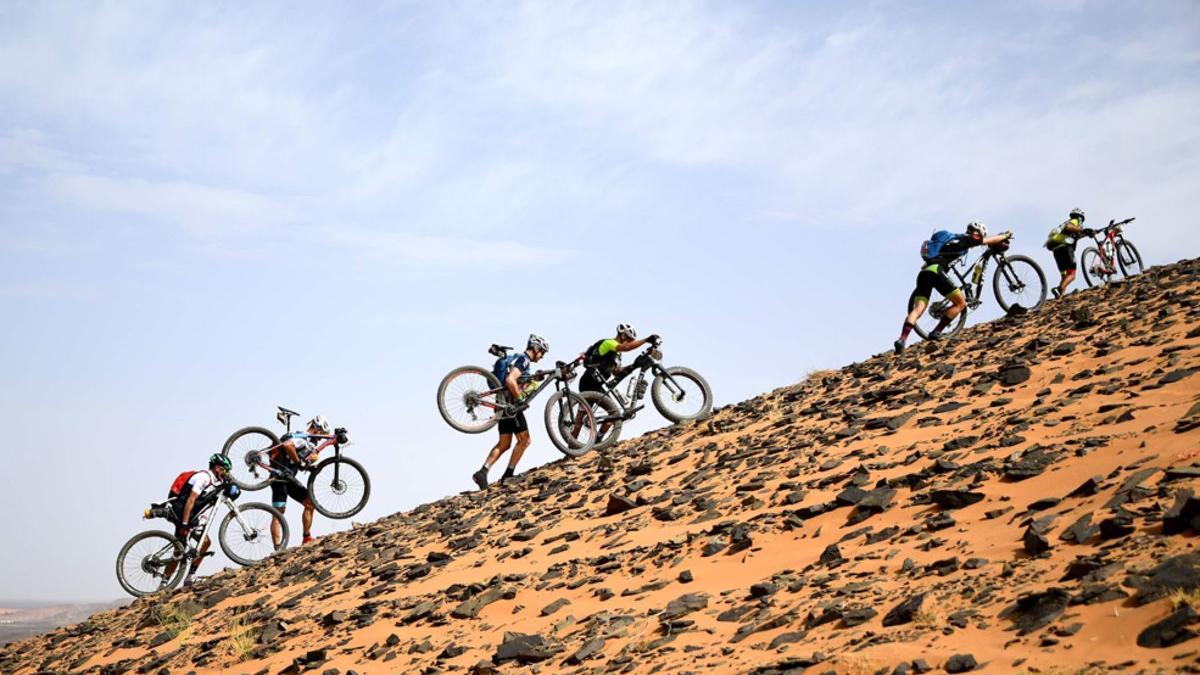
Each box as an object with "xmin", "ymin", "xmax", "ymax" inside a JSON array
[
  {"xmin": 1046, "ymin": 207, "xmax": 1090, "ymax": 299},
  {"xmin": 895, "ymin": 222, "xmax": 1013, "ymax": 354},
  {"xmin": 266, "ymin": 415, "xmax": 330, "ymax": 545},
  {"xmin": 163, "ymin": 454, "xmax": 237, "ymax": 587},
  {"xmin": 472, "ymin": 334, "xmax": 549, "ymax": 489}
]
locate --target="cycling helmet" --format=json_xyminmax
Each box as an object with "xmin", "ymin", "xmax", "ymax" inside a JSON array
[
  {"xmin": 1069, "ymin": 208, "xmax": 1085, "ymax": 223},
  {"xmin": 209, "ymin": 453, "xmax": 233, "ymax": 472},
  {"xmin": 307, "ymin": 416, "xmax": 331, "ymax": 434},
  {"xmin": 223, "ymin": 484, "xmax": 241, "ymax": 500},
  {"xmin": 966, "ymin": 221, "xmax": 988, "ymax": 239},
  {"xmin": 527, "ymin": 334, "xmax": 550, "ymax": 353},
  {"xmin": 616, "ymin": 323, "xmax": 637, "ymax": 340}
]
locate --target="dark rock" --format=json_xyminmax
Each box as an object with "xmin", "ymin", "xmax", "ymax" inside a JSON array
[
  {"xmin": 1136, "ymin": 605, "xmax": 1200, "ymax": 648},
  {"xmin": 841, "ymin": 607, "xmax": 878, "ymax": 627},
  {"xmin": 883, "ymin": 593, "xmax": 926, "ymax": 627},
  {"xmin": 1023, "ymin": 526, "xmax": 1051, "ymax": 555},
  {"xmin": 1099, "ymin": 513, "xmax": 1135, "ymax": 540},
  {"xmin": 1163, "ymin": 489, "xmax": 1200, "ymax": 534},
  {"xmin": 944, "ymin": 654, "xmax": 978, "ymax": 673},
  {"xmin": 565, "ymin": 637, "xmax": 605, "ymax": 665},
  {"xmin": 605, "ymin": 494, "xmax": 638, "ymax": 516},
  {"xmin": 1004, "ymin": 589, "xmax": 1070, "ymax": 635},
  {"xmin": 662, "ymin": 593, "xmax": 708, "ymax": 620},
  {"xmin": 1059, "ymin": 514, "xmax": 1098, "ymax": 544},
  {"xmin": 493, "ymin": 632, "xmax": 554, "ymax": 664},
  {"xmin": 1130, "ymin": 553, "xmax": 1200, "ymax": 606},
  {"xmin": 998, "ymin": 363, "xmax": 1031, "ymax": 386},
  {"xmin": 931, "ymin": 489, "xmax": 984, "ymax": 510}
]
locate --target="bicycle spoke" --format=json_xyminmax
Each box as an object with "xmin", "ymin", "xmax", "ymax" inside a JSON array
[
  {"xmin": 312, "ymin": 461, "xmax": 368, "ymax": 518},
  {"xmin": 223, "ymin": 508, "xmax": 280, "ymax": 564},
  {"xmin": 441, "ymin": 371, "xmax": 500, "ymax": 429},
  {"xmin": 120, "ymin": 535, "xmax": 182, "ymax": 595}
]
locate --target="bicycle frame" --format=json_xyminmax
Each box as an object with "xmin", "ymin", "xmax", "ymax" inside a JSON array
[
  {"xmin": 475, "ymin": 358, "xmax": 581, "ymax": 420},
  {"xmin": 585, "ymin": 345, "xmax": 689, "ymax": 423},
  {"xmin": 1084, "ymin": 219, "xmax": 1134, "ymax": 274}
]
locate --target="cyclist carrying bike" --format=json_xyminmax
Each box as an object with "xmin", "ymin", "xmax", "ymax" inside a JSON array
[
  {"xmin": 472, "ymin": 334, "xmax": 549, "ymax": 489},
  {"xmin": 577, "ymin": 323, "xmax": 659, "ymax": 434},
  {"xmin": 268, "ymin": 416, "xmax": 328, "ymax": 545},
  {"xmin": 894, "ymin": 222, "xmax": 1013, "ymax": 354},
  {"xmin": 1046, "ymin": 207, "xmax": 1092, "ymax": 299},
  {"xmin": 165, "ymin": 453, "xmax": 237, "ymax": 587}
]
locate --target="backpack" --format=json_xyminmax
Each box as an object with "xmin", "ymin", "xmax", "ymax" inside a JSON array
[
  {"xmin": 582, "ymin": 339, "xmax": 607, "ymax": 369},
  {"xmin": 921, "ymin": 230, "xmax": 956, "ymax": 261},
  {"xmin": 169, "ymin": 470, "xmax": 197, "ymax": 497},
  {"xmin": 492, "ymin": 353, "xmax": 523, "ymax": 384}
]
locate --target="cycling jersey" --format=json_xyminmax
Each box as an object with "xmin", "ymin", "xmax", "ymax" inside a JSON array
[
  {"xmin": 1046, "ymin": 218, "xmax": 1082, "ymax": 250},
  {"xmin": 584, "ymin": 338, "xmax": 622, "ymax": 377}
]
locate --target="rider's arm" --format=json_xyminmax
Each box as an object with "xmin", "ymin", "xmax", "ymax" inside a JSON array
[
  {"xmin": 180, "ymin": 491, "xmax": 199, "ymax": 527},
  {"xmin": 506, "ymin": 365, "xmax": 524, "ymax": 400},
  {"xmin": 982, "ymin": 231, "xmax": 1012, "ymax": 246},
  {"xmin": 616, "ymin": 337, "xmax": 650, "ymax": 353},
  {"xmin": 280, "ymin": 439, "xmax": 303, "ymax": 466}
]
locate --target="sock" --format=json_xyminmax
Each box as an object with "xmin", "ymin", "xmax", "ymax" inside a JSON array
[
  {"xmin": 502, "ymin": 466, "xmax": 515, "ymax": 478},
  {"xmin": 480, "ymin": 463, "xmax": 490, "ymax": 472},
  {"xmin": 933, "ymin": 315, "xmax": 951, "ymax": 334},
  {"xmin": 898, "ymin": 322, "xmax": 915, "ymax": 343}
]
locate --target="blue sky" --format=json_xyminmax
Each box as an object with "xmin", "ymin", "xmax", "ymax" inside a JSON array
[{"xmin": 1, "ymin": 0, "xmax": 1197, "ymax": 601}]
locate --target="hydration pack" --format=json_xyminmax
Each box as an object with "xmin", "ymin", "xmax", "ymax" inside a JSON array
[
  {"xmin": 493, "ymin": 353, "xmax": 521, "ymax": 384},
  {"xmin": 921, "ymin": 230, "xmax": 956, "ymax": 261},
  {"xmin": 169, "ymin": 470, "xmax": 197, "ymax": 497}
]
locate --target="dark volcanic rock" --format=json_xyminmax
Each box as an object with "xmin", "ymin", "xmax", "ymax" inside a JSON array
[
  {"xmin": 1136, "ymin": 605, "xmax": 1200, "ymax": 648},
  {"xmin": 998, "ymin": 363, "xmax": 1032, "ymax": 386},
  {"xmin": 883, "ymin": 593, "xmax": 926, "ymax": 627},
  {"xmin": 931, "ymin": 489, "xmax": 984, "ymax": 510},
  {"xmin": 1130, "ymin": 553, "xmax": 1200, "ymax": 607},
  {"xmin": 1163, "ymin": 490, "xmax": 1200, "ymax": 534},
  {"xmin": 944, "ymin": 654, "xmax": 978, "ymax": 673},
  {"xmin": 493, "ymin": 632, "xmax": 554, "ymax": 664},
  {"xmin": 662, "ymin": 593, "xmax": 709, "ymax": 620},
  {"xmin": 1005, "ymin": 589, "xmax": 1070, "ymax": 635},
  {"xmin": 605, "ymin": 494, "xmax": 638, "ymax": 516}
]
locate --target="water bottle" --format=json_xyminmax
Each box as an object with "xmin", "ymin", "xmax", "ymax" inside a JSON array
[
  {"xmin": 972, "ymin": 263, "xmax": 984, "ymax": 285},
  {"xmin": 634, "ymin": 379, "xmax": 648, "ymax": 401}
]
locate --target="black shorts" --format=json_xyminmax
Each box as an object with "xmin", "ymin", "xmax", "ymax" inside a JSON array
[
  {"xmin": 498, "ymin": 411, "xmax": 529, "ymax": 435},
  {"xmin": 579, "ymin": 371, "xmax": 607, "ymax": 394},
  {"xmin": 1052, "ymin": 245, "xmax": 1077, "ymax": 273},
  {"xmin": 271, "ymin": 478, "xmax": 309, "ymax": 509},
  {"xmin": 912, "ymin": 267, "xmax": 961, "ymax": 305}
]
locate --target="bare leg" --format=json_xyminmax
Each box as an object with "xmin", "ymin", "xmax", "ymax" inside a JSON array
[
  {"xmin": 485, "ymin": 434, "xmax": 513, "ymax": 468},
  {"xmin": 302, "ymin": 498, "xmax": 314, "ymax": 539},
  {"xmin": 271, "ymin": 506, "xmax": 286, "ymax": 546},
  {"xmin": 508, "ymin": 430, "xmax": 532, "ymax": 469}
]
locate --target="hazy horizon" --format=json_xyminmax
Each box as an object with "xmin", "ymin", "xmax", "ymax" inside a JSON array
[{"xmin": 2, "ymin": 0, "xmax": 1198, "ymax": 602}]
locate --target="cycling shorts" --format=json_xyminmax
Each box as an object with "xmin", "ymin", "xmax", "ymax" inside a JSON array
[
  {"xmin": 579, "ymin": 371, "xmax": 607, "ymax": 394},
  {"xmin": 271, "ymin": 478, "xmax": 309, "ymax": 509},
  {"xmin": 1052, "ymin": 245, "xmax": 1077, "ymax": 273},
  {"xmin": 498, "ymin": 411, "xmax": 529, "ymax": 435},
  {"xmin": 912, "ymin": 266, "xmax": 962, "ymax": 305}
]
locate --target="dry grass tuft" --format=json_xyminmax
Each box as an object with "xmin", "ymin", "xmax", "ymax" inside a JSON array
[{"xmin": 226, "ymin": 613, "xmax": 256, "ymax": 661}]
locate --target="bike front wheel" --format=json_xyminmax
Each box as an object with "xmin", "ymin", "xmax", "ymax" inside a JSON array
[
  {"xmin": 308, "ymin": 456, "xmax": 371, "ymax": 519},
  {"xmin": 115, "ymin": 530, "xmax": 187, "ymax": 597},
  {"xmin": 544, "ymin": 390, "xmax": 597, "ymax": 458},
  {"xmin": 651, "ymin": 367, "xmax": 713, "ymax": 423},
  {"xmin": 993, "ymin": 254, "xmax": 1047, "ymax": 312},
  {"xmin": 1116, "ymin": 240, "xmax": 1144, "ymax": 277},
  {"xmin": 1080, "ymin": 246, "xmax": 1118, "ymax": 287},
  {"xmin": 222, "ymin": 426, "xmax": 279, "ymax": 491},
  {"xmin": 908, "ymin": 292, "xmax": 968, "ymax": 340},
  {"xmin": 579, "ymin": 390, "xmax": 623, "ymax": 452},
  {"xmin": 219, "ymin": 502, "xmax": 289, "ymax": 566},
  {"xmin": 437, "ymin": 366, "xmax": 503, "ymax": 434}
]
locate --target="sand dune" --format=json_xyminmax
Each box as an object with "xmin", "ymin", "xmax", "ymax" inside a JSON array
[{"xmin": 2, "ymin": 257, "xmax": 1199, "ymax": 674}]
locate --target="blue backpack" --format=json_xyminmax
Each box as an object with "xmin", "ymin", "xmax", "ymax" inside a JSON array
[
  {"xmin": 921, "ymin": 230, "xmax": 956, "ymax": 261},
  {"xmin": 493, "ymin": 353, "xmax": 525, "ymax": 384}
]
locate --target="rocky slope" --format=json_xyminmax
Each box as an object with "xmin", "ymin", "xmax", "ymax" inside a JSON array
[{"xmin": 3, "ymin": 258, "xmax": 1200, "ymax": 675}]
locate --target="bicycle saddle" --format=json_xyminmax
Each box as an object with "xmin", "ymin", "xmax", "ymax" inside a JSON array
[
  {"xmin": 277, "ymin": 406, "xmax": 299, "ymax": 417},
  {"xmin": 488, "ymin": 344, "xmax": 513, "ymax": 357}
]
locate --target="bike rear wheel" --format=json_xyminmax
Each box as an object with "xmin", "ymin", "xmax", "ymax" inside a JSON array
[
  {"xmin": 219, "ymin": 502, "xmax": 289, "ymax": 565},
  {"xmin": 437, "ymin": 366, "xmax": 503, "ymax": 434},
  {"xmin": 1080, "ymin": 246, "xmax": 1118, "ymax": 287},
  {"xmin": 115, "ymin": 530, "xmax": 186, "ymax": 597},
  {"xmin": 308, "ymin": 456, "xmax": 371, "ymax": 519},
  {"xmin": 222, "ymin": 427, "xmax": 279, "ymax": 491},
  {"xmin": 909, "ymin": 292, "xmax": 968, "ymax": 340},
  {"xmin": 1116, "ymin": 240, "xmax": 1144, "ymax": 277},
  {"xmin": 544, "ymin": 390, "xmax": 597, "ymax": 458},
  {"xmin": 651, "ymin": 366, "xmax": 713, "ymax": 423},
  {"xmin": 579, "ymin": 390, "xmax": 623, "ymax": 452},
  {"xmin": 993, "ymin": 254, "xmax": 1047, "ymax": 312}
]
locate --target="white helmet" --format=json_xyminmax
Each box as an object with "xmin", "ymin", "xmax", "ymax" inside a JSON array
[
  {"xmin": 307, "ymin": 416, "xmax": 331, "ymax": 434},
  {"xmin": 616, "ymin": 323, "xmax": 637, "ymax": 340},
  {"xmin": 1069, "ymin": 208, "xmax": 1085, "ymax": 223},
  {"xmin": 966, "ymin": 221, "xmax": 988, "ymax": 239},
  {"xmin": 527, "ymin": 334, "xmax": 550, "ymax": 353}
]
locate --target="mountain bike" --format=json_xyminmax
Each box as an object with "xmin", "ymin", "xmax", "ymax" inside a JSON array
[
  {"xmin": 574, "ymin": 337, "xmax": 713, "ymax": 451},
  {"xmin": 221, "ymin": 408, "xmax": 371, "ymax": 519},
  {"xmin": 909, "ymin": 240, "xmax": 1047, "ymax": 340},
  {"xmin": 437, "ymin": 346, "xmax": 599, "ymax": 457},
  {"xmin": 1080, "ymin": 217, "xmax": 1143, "ymax": 287},
  {"xmin": 116, "ymin": 488, "xmax": 287, "ymax": 597}
]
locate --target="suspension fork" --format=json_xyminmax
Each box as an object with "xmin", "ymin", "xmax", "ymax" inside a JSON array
[
  {"xmin": 654, "ymin": 363, "xmax": 686, "ymax": 397},
  {"xmin": 222, "ymin": 496, "xmax": 254, "ymax": 535}
]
